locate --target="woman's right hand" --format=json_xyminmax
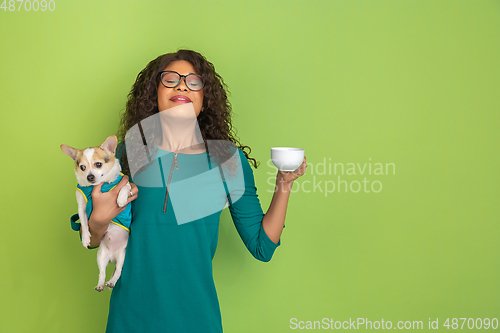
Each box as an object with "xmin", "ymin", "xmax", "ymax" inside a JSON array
[{"xmin": 90, "ymin": 175, "xmax": 138, "ymax": 227}]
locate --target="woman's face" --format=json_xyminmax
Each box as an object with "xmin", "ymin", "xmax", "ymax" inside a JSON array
[{"xmin": 157, "ymin": 60, "xmax": 204, "ymax": 116}]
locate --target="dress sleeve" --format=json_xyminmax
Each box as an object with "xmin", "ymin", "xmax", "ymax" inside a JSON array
[
  {"xmin": 115, "ymin": 141, "xmax": 126, "ymax": 170},
  {"xmin": 227, "ymin": 149, "xmax": 283, "ymax": 262}
]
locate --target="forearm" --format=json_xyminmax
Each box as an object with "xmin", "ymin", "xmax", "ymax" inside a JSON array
[{"xmin": 262, "ymin": 172, "xmax": 293, "ymax": 244}]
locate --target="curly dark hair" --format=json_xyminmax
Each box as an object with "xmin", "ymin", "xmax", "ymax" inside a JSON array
[{"xmin": 116, "ymin": 49, "xmax": 259, "ymax": 177}]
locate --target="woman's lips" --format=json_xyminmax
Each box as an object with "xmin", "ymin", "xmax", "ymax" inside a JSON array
[{"xmin": 170, "ymin": 95, "xmax": 192, "ymax": 103}]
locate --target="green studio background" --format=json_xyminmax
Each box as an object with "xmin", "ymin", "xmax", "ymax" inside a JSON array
[{"xmin": 1, "ymin": 0, "xmax": 499, "ymax": 332}]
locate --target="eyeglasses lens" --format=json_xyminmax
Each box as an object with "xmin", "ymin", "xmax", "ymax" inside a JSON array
[
  {"xmin": 185, "ymin": 75, "xmax": 203, "ymax": 91},
  {"xmin": 162, "ymin": 72, "xmax": 181, "ymax": 88}
]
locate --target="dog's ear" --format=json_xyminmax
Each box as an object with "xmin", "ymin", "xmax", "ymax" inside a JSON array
[
  {"xmin": 60, "ymin": 144, "xmax": 78, "ymax": 161},
  {"xmin": 100, "ymin": 135, "xmax": 118, "ymax": 156}
]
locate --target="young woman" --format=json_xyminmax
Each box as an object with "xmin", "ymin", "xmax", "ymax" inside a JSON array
[{"xmin": 71, "ymin": 49, "xmax": 307, "ymax": 332}]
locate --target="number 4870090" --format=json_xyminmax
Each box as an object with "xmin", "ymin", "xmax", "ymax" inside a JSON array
[{"xmin": 1, "ymin": 0, "xmax": 55, "ymax": 11}]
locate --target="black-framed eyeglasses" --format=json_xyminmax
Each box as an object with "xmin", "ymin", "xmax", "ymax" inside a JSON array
[{"xmin": 158, "ymin": 71, "xmax": 204, "ymax": 91}]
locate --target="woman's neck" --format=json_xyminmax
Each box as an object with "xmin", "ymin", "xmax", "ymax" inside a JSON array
[{"xmin": 157, "ymin": 104, "xmax": 205, "ymax": 153}]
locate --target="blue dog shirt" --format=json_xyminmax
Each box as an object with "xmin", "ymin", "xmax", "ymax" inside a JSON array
[{"xmin": 76, "ymin": 173, "xmax": 132, "ymax": 232}]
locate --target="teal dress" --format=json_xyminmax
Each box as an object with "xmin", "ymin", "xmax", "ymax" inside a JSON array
[{"xmin": 70, "ymin": 147, "xmax": 283, "ymax": 332}]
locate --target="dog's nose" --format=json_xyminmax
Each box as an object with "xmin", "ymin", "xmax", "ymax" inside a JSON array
[{"xmin": 87, "ymin": 174, "xmax": 95, "ymax": 182}]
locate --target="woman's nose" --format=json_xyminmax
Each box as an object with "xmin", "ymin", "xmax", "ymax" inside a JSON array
[{"xmin": 176, "ymin": 77, "xmax": 188, "ymax": 91}]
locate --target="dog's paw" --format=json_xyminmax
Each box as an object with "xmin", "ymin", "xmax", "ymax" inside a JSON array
[
  {"xmin": 82, "ymin": 233, "xmax": 91, "ymax": 248},
  {"xmin": 94, "ymin": 285, "xmax": 105, "ymax": 292},
  {"xmin": 105, "ymin": 281, "xmax": 115, "ymax": 289},
  {"xmin": 117, "ymin": 192, "xmax": 128, "ymax": 208}
]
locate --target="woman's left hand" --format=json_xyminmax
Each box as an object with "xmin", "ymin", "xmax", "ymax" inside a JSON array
[{"xmin": 278, "ymin": 156, "xmax": 307, "ymax": 183}]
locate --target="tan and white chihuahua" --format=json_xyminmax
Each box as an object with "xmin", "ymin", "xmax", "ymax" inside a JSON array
[{"xmin": 61, "ymin": 135, "xmax": 132, "ymax": 292}]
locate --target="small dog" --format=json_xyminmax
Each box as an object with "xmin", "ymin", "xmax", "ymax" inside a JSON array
[{"xmin": 61, "ymin": 135, "xmax": 132, "ymax": 292}]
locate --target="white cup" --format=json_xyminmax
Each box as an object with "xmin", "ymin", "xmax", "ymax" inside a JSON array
[{"xmin": 271, "ymin": 147, "xmax": 305, "ymax": 171}]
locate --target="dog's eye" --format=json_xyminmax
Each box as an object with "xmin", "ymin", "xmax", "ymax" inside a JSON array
[
  {"xmin": 80, "ymin": 165, "xmax": 86, "ymax": 171},
  {"xmin": 95, "ymin": 162, "xmax": 102, "ymax": 168}
]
